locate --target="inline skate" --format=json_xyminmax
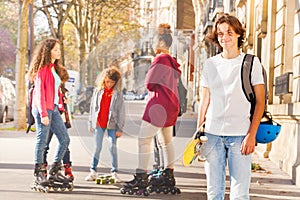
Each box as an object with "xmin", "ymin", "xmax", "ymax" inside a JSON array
[
  {"xmin": 48, "ymin": 162, "xmax": 74, "ymax": 191},
  {"xmin": 30, "ymin": 164, "xmax": 49, "ymax": 193},
  {"xmin": 120, "ymin": 172, "xmax": 149, "ymax": 196},
  {"xmin": 147, "ymin": 168, "xmax": 181, "ymax": 195}
]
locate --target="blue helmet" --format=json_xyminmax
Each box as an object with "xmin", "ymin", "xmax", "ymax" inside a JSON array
[{"xmin": 256, "ymin": 122, "xmax": 281, "ymax": 144}]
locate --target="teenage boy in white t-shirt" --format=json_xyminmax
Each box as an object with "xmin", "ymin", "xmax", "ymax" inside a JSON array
[{"xmin": 198, "ymin": 14, "xmax": 265, "ymax": 199}]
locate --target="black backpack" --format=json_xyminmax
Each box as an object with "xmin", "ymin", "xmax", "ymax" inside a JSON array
[
  {"xmin": 177, "ymin": 77, "xmax": 187, "ymax": 116},
  {"xmin": 167, "ymin": 55, "xmax": 188, "ymax": 116},
  {"xmin": 26, "ymin": 84, "xmax": 35, "ymax": 133},
  {"xmin": 241, "ymin": 54, "xmax": 268, "ymax": 120}
]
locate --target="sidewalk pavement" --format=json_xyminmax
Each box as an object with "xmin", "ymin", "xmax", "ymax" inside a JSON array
[{"xmin": 0, "ymin": 114, "xmax": 299, "ymax": 200}]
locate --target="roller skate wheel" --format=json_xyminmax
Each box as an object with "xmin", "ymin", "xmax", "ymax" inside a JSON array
[
  {"xmin": 120, "ymin": 188, "xmax": 126, "ymax": 194},
  {"xmin": 68, "ymin": 183, "xmax": 74, "ymax": 191},
  {"xmin": 163, "ymin": 188, "xmax": 169, "ymax": 194},
  {"xmin": 61, "ymin": 187, "xmax": 66, "ymax": 191},
  {"xmin": 136, "ymin": 190, "xmax": 143, "ymax": 196},
  {"xmin": 43, "ymin": 187, "xmax": 49, "ymax": 193},
  {"xmin": 155, "ymin": 187, "xmax": 161, "ymax": 193},
  {"xmin": 143, "ymin": 190, "xmax": 149, "ymax": 196},
  {"xmin": 110, "ymin": 178, "xmax": 115, "ymax": 184},
  {"xmin": 147, "ymin": 186, "xmax": 153, "ymax": 193},
  {"xmin": 128, "ymin": 189, "xmax": 134, "ymax": 195},
  {"xmin": 53, "ymin": 187, "xmax": 58, "ymax": 192},
  {"xmin": 171, "ymin": 188, "xmax": 177, "ymax": 194},
  {"xmin": 176, "ymin": 188, "xmax": 181, "ymax": 194},
  {"xmin": 96, "ymin": 179, "xmax": 100, "ymax": 184}
]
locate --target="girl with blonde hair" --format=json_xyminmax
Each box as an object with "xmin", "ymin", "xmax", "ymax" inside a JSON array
[{"xmin": 85, "ymin": 66, "xmax": 125, "ymax": 182}]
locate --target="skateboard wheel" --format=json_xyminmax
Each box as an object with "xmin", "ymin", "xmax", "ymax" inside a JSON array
[{"xmin": 200, "ymin": 136, "xmax": 208, "ymax": 142}]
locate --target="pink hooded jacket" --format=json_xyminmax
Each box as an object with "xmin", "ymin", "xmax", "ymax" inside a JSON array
[
  {"xmin": 142, "ymin": 53, "xmax": 181, "ymax": 127},
  {"xmin": 32, "ymin": 64, "xmax": 64, "ymax": 118}
]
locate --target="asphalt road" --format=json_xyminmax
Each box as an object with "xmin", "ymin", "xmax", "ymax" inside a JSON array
[{"xmin": 0, "ymin": 100, "xmax": 299, "ymax": 200}]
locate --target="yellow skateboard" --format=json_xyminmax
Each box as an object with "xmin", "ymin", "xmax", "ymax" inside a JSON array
[
  {"xmin": 96, "ymin": 174, "xmax": 115, "ymax": 184},
  {"xmin": 182, "ymin": 123, "xmax": 208, "ymax": 167}
]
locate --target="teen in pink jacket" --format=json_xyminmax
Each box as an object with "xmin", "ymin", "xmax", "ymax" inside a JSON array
[
  {"xmin": 28, "ymin": 38, "xmax": 70, "ymax": 187},
  {"xmin": 142, "ymin": 53, "xmax": 181, "ymax": 127}
]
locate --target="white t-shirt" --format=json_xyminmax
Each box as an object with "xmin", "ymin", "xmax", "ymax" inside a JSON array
[{"xmin": 200, "ymin": 53, "xmax": 264, "ymax": 136}]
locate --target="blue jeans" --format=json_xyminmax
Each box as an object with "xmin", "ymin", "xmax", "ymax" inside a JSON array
[
  {"xmin": 202, "ymin": 133, "xmax": 251, "ymax": 200},
  {"xmin": 43, "ymin": 130, "xmax": 71, "ymax": 165},
  {"xmin": 33, "ymin": 106, "xmax": 70, "ymax": 164},
  {"xmin": 91, "ymin": 127, "xmax": 118, "ymax": 173}
]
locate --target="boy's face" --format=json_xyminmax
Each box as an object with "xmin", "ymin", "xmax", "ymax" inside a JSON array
[
  {"xmin": 217, "ymin": 23, "xmax": 240, "ymax": 50},
  {"xmin": 104, "ymin": 77, "xmax": 116, "ymax": 89}
]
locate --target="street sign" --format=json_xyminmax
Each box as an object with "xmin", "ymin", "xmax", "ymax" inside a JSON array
[{"xmin": 275, "ymin": 72, "xmax": 293, "ymax": 96}]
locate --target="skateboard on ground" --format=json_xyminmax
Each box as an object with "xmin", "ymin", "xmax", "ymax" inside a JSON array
[
  {"xmin": 95, "ymin": 174, "xmax": 115, "ymax": 184},
  {"xmin": 182, "ymin": 123, "xmax": 208, "ymax": 167}
]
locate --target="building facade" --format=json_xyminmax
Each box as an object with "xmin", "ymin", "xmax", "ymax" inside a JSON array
[
  {"xmin": 127, "ymin": 0, "xmax": 300, "ymax": 188},
  {"xmin": 192, "ymin": 0, "xmax": 300, "ymax": 187}
]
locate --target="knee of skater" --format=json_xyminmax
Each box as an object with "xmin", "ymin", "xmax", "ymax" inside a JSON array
[
  {"xmin": 64, "ymin": 137, "xmax": 70, "ymax": 147},
  {"xmin": 138, "ymin": 137, "xmax": 152, "ymax": 146}
]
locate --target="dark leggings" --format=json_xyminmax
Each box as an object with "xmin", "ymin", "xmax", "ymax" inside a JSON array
[{"xmin": 43, "ymin": 131, "xmax": 71, "ymax": 165}]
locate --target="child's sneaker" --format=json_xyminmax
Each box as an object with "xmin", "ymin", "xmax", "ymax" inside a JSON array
[
  {"xmin": 112, "ymin": 172, "xmax": 122, "ymax": 183},
  {"xmin": 85, "ymin": 169, "xmax": 97, "ymax": 181}
]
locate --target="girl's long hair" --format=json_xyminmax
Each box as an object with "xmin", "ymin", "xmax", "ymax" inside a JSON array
[
  {"xmin": 95, "ymin": 67, "xmax": 122, "ymax": 91},
  {"xmin": 28, "ymin": 38, "xmax": 69, "ymax": 83}
]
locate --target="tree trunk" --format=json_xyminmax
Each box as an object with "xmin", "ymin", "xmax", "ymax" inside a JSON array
[
  {"xmin": 79, "ymin": 30, "xmax": 86, "ymax": 86},
  {"xmin": 14, "ymin": 0, "xmax": 32, "ymax": 129}
]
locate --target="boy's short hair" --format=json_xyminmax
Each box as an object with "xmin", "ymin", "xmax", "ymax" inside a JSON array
[{"xmin": 206, "ymin": 13, "xmax": 246, "ymax": 50}]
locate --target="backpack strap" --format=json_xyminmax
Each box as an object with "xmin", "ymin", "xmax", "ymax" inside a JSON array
[{"xmin": 241, "ymin": 54, "xmax": 255, "ymax": 102}]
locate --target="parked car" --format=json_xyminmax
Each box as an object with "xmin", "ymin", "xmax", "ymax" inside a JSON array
[
  {"xmin": 123, "ymin": 91, "xmax": 136, "ymax": 100},
  {"xmin": 0, "ymin": 77, "xmax": 16, "ymax": 123},
  {"xmin": 135, "ymin": 92, "xmax": 148, "ymax": 100},
  {"xmin": 73, "ymin": 86, "xmax": 94, "ymax": 114}
]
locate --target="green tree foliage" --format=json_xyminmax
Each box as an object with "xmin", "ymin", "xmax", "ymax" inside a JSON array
[
  {"xmin": 0, "ymin": 0, "xmax": 19, "ymax": 44},
  {"xmin": 68, "ymin": 0, "xmax": 142, "ymax": 85},
  {"xmin": 0, "ymin": 28, "xmax": 16, "ymax": 76},
  {"xmin": 35, "ymin": 0, "xmax": 75, "ymax": 65},
  {"xmin": 32, "ymin": 0, "xmax": 142, "ymax": 86},
  {"xmin": 0, "ymin": 0, "xmax": 18, "ymax": 78},
  {"xmin": 63, "ymin": 22, "xmax": 79, "ymax": 71}
]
